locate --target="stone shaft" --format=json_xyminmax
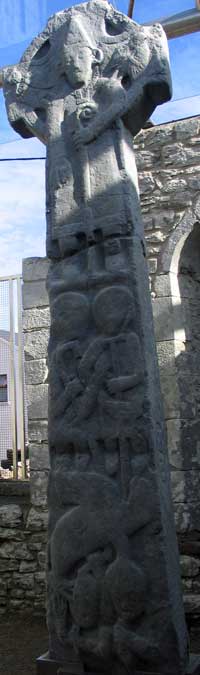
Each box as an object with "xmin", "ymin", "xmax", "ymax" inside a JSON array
[{"xmin": 2, "ymin": 1, "xmax": 188, "ymax": 673}]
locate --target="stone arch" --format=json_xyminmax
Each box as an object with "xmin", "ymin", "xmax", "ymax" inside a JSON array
[
  {"xmin": 158, "ymin": 195, "xmax": 200, "ymax": 275},
  {"xmin": 151, "ymin": 196, "xmax": 200, "ymax": 537}
]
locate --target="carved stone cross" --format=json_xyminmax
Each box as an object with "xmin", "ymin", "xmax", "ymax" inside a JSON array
[{"xmin": 2, "ymin": 1, "xmax": 189, "ymax": 674}]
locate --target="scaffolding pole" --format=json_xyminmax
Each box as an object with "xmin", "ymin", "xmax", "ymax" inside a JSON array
[
  {"xmin": 9, "ymin": 279, "xmax": 18, "ymax": 479},
  {"xmin": 156, "ymin": 8, "xmax": 200, "ymax": 39},
  {"xmin": 17, "ymin": 277, "xmax": 26, "ymax": 479}
]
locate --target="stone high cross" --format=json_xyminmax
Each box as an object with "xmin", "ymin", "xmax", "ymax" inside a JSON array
[{"xmin": 2, "ymin": 1, "xmax": 189, "ymax": 673}]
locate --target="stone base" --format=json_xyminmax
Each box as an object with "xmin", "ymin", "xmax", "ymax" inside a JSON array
[
  {"xmin": 36, "ymin": 653, "xmax": 84, "ymax": 675},
  {"xmin": 37, "ymin": 653, "xmax": 200, "ymax": 675}
]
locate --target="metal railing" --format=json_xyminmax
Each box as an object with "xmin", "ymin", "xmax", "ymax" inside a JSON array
[{"xmin": 0, "ymin": 275, "xmax": 27, "ymax": 479}]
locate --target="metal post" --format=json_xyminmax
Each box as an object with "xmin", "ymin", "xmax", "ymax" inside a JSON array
[
  {"xmin": 146, "ymin": 9, "xmax": 200, "ymax": 39},
  {"xmin": 17, "ymin": 277, "xmax": 26, "ymax": 479},
  {"xmin": 9, "ymin": 279, "xmax": 18, "ymax": 479},
  {"xmin": 127, "ymin": 0, "xmax": 135, "ymax": 20}
]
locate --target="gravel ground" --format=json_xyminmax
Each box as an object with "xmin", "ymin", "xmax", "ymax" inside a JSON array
[
  {"xmin": 1, "ymin": 615, "xmax": 200, "ymax": 674},
  {"xmin": 0, "ymin": 617, "xmax": 48, "ymax": 675}
]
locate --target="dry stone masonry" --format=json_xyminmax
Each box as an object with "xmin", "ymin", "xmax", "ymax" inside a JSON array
[
  {"xmin": 2, "ymin": 1, "xmax": 193, "ymax": 673},
  {"xmin": 0, "ymin": 481, "xmax": 47, "ymax": 616}
]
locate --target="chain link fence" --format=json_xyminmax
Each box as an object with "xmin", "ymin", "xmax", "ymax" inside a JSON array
[{"xmin": 0, "ymin": 276, "xmax": 27, "ymax": 479}]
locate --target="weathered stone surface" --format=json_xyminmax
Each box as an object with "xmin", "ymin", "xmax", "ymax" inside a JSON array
[
  {"xmin": 187, "ymin": 175, "xmax": 200, "ymax": 191},
  {"xmin": 23, "ymin": 281, "xmax": 49, "ymax": 310},
  {"xmin": 10, "ymin": 588, "xmax": 25, "ymax": 599},
  {"xmin": 23, "ymin": 307, "xmax": 50, "ymax": 331},
  {"xmin": 146, "ymin": 243, "xmax": 160, "ymax": 256},
  {"xmin": 179, "ymin": 537, "xmax": 200, "ymax": 557},
  {"xmin": 180, "ymin": 419, "xmax": 200, "ymax": 469},
  {"xmin": 0, "ymin": 559, "xmax": 19, "ymax": 572},
  {"xmin": 3, "ymin": 0, "xmax": 189, "ymax": 669},
  {"xmin": 23, "ymin": 257, "xmax": 50, "ymax": 282},
  {"xmin": 0, "ymin": 588, "xmax": 7, "ymax": 599},
  {"xmin": 25, "ymin": 359, "xmax": 48, "ymax": 385},
  {"xmin": 19, "ymin": 560, "xmax": 38, "ymax": 573},
  {"xmin": 160, "ymin": 373, "xmax": 180, "ymax": 419},
  {"xmin": 0, "ymin": 527, "xmax": 24, "ymax": 541},
  {"xmin": 152, "ymin": 297, "xmax": 175, "ymax": 341},
  {"xmin": 146, "ymin": 230, "xmax": 166, "ymax": 244},
  {"xmin": 27, "ymin": 384, "xmax": 48, "ymax": 420},
  {"xmin": 35, "ymin": 571, "xmax": 46, "ymax": 584},
  {"xmin": 147, "ymin": 257, "xmax": 157, "ymax": 273},
  {"xmin": 180, "ymin": 556, "xmax": 200, "ymax": 578},
  {"xmin": 30, "ymin": 444, "xmax": 50, "ymax": 471},
  {"xmin": 0, "ymin": 542, "xmax": 33, "ymax": 560},
  {"xmin": 13, "ymin": 573, "xmax": 35, "ymax": 590},
  {"xmin": 176, "ymin": 118, "xmax": 200, "ymax": 140},
  {"xmin": 167, "ymin": 419, "xmax": 182, "ymax": 469},
  {"xmin": 0, "ymin": 580, "xmax": 7, "ymax": 593},
  {"xmin": 138, "ymin": 124, "xmax": 176, "ymax": 147},
  {"xmin": 136, "ymin": 149, "xmax": 160, "ymax": 170},
  {"xmin": 175, "ymin": 503, "xmax": 200, "ymax": 534},
  {"xmin": 177, "ymin": 374, "xmax": 197, "ymax": 421},
  {"xmin": 156, "ymin": 340, "xmax": 176, "ymax": 371},
  {"xmin": 28, "ymin": 542, "xmax": 42, "ymax": 552},
  {"xmin": 171, "ymin": 471, "xmax": 200, "ymax": 504},
  {"xmin": 9, "ymin": 599, "xmax": 25, "ymax": 608},
  {"xmin": 30, "ymin": 471, "xmax": 48, "ymax": 508},
  {"xmin": 24, "ymin": 330, "xmax": 49, "ymax": 361},
  {"xmin": 38, "ymin": 550, "xmax": 47, "ymax": 568},
  {"xmin": 28, "ymin": 420, "xmax": 48, "ymax": 443},
  {"xmin": 138, "ymin": 172, "xmax": 155, "ymax": 194},
  {"xmin": 183, "ymin": 595, "xmax": 200, "ymax": 615},
  {"xmin": 153, "ymin": 273, "xmax": 173, "ymax": 298},
  {"xmin": 0, "ymin": 504, "xmax": 22, "ymax": 528},
  {"xmin": 144, "ymin": 208, "xmax": 180, "ymax": 232},
  {"xmin": 26, "ymin": 508, "xmax": 48, "ymax": 531},
  {"xmin": 162, "ymin": 144, "xmax": 199, "ymax": 167},
  {"xmin": 162, "ymin": 178, "xmax": 187, "ymax": 193}
]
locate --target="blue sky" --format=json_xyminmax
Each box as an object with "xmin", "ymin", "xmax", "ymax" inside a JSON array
[{"xmin": 0, "ymin": 0, "xmax": 199, "ymax": 275}]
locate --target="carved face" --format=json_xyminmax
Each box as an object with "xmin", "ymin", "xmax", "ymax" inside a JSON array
[{"xmin": 61, "ymin": 44, "xmax": 94, "ymax": 87}]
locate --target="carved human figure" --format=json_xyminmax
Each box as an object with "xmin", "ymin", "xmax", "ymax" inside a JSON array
[
  {"xmin": 50, "ymin": 286, "xmax": 143, "ymax": 435},
  {"xmin": 2, "ymin": 1, "xmax": 172, "ymax": 258}
]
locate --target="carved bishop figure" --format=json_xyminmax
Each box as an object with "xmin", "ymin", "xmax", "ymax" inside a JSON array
[{"xmin": 2, "ymin": 2, "xmax": 189, "ymax": 674}]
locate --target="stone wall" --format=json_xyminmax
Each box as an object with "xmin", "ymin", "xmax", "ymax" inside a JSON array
[
  {"xmin": 0, "ymin": 479, "xmax": 47, "ymax": 616},
  {"xmin": 0, "ymin": 260, "xmax": 49, "ymax": 617}
]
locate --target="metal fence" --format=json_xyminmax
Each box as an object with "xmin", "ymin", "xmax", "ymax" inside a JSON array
[{"xmin": 0, "ymin": 275, "xmax": 27, "ymax": 479}]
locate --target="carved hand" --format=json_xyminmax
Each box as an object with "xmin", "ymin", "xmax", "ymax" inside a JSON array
[{"xmin": 73, "ymin": 126, "xmax": 92, "ymax": 150}]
